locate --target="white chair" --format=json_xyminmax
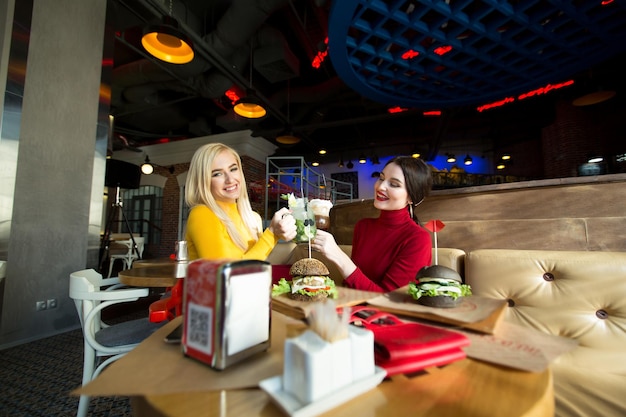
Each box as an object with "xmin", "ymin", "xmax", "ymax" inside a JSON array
[
  {"xmin": 107, "ymin": 236, "xmax": 145, "ymax": 277},
  {"xmin": 69, "ymin": 268, "xmax": 163, "ymax": 417}
]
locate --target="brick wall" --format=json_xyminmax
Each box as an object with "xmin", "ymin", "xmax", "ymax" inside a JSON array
[
  {"xmin": 241, "ymin": 155, "xmax": 266, "ymax": 217},
  {"xmin": 153, "ymin": 164, "xmax": 188, "ymax": 258},
  {"xmin": 541, "ymin": 99, "xmax": 622, "ymax": 178}
]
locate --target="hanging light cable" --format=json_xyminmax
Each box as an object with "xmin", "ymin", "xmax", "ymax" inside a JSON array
[
  {"xmin": 141, "ymin": 0, "xmax": 194, "ymax": 64},
  {"xmin": 234, "ymin": 42, "xmax": 267, "ymax": 119},
  {"xmin": 277, "ymin": 80, "xmax": 300, "ymax": 144}
]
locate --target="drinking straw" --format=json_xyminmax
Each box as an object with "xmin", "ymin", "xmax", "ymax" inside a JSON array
[
  {"xmin": 296, "ymin": 179, "xmax": 312, "ymax": 258},
  {"xmin": 433, "ymin": 229, "xmax": 438, "ymax": 265}
]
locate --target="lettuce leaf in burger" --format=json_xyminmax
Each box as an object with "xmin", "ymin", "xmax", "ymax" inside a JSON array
[
  {"xmin": 408, "ymin": 265, "xmax": 471, "ymax": 308},
  {"xmin": 271, "ymin": 258, "xmax": 338, "ymax": 301}
]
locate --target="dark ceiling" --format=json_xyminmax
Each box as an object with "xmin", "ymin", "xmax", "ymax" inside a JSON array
[{"xmin": 108, "ymin": 0, "xmax": 626, "ymax": 163}]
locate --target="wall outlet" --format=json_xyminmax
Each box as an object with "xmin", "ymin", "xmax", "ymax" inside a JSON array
[
  {"xmin": 36, "ymin": 301, "xmax": 47, "ymax": 311},
  {"xmin": 47, "ymin": 299, "xmax": 57, "ymax": 309}
]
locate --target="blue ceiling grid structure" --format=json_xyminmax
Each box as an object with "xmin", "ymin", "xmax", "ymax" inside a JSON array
[{"xmin": 328, "ymin": 0, "xmax": 626, "ymax": 109}]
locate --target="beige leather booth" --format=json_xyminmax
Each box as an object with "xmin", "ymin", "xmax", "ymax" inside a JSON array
[{"xmin": 465, "ymin": 249, "xmax": 626, "ymax": 417}]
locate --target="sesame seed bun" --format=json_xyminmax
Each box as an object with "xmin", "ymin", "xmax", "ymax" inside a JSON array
[{"xmin": 289, "ymin": 258, "xmax": 330, "ymax": 277}]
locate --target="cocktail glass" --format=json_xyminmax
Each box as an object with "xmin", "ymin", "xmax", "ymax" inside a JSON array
[
  {"xmin": 287, "ymin": 195, "xmax": 316, "ymax": 243},
  {"xmin": 310, "ymin": 199, "xmax": 333, "ymax": 230}
]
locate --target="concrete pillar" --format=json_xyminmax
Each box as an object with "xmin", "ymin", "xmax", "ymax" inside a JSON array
[{"xmin": 0, "ymin": 0, "xmax": 108, "ymax": 347}]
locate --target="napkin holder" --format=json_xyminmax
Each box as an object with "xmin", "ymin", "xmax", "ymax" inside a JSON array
[
  {"xmin": 182, "ymin": 259, "xmax": 272, "ymax": 370},
  {"xmin": 283, "ymin": 324, "xmax": 375, "ymax": 404}
]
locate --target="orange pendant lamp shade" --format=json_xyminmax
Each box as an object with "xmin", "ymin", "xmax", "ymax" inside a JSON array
[
  {"xmin": 142, "ymin": 16, "xmax": 194, "ymax": 64},
  {"xmin": 233, "ymin": 90, "xmax": 267, "ymax": 119}
]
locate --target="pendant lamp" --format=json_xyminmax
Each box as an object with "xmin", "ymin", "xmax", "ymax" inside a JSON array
[
  {"xmin": 233, "ymin": 43, "xmax": 267, "ymax": 119},
  {"xmin": 141, "ymin": 156, "xmax": 154, "ymax": 175},
  {"xmin": 141, "ymin": 1, "xmax": 194, "ymax": 64},
  {"xmin": 233, "ymin": 89, "xmax": 267, "ymax": 118},
  {"xmin": 276, "ymin": 129, "xmax": 301, "ymax": 144}
]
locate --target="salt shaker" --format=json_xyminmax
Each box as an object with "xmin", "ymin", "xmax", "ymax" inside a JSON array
[
  {"xmin": 175, "ymin": 240, "xmax": 188, "ymax": 262},
  {"xmin": 174, "ymin": 240, "xmax": 188, "ymax": 278}
]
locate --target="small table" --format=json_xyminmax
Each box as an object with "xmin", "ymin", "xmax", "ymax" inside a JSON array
[
  {"xmin": 118, "ymin": 264, "xmax": 183, "ymax": 288},
  {"xmin": 132, "ymin": 258, "xmax": 178, "ymax": 268}
]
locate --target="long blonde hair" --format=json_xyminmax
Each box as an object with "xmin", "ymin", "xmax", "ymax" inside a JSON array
[{"xmin": 185, "ymin": 143, "xmax": 261, "ymax": 250}]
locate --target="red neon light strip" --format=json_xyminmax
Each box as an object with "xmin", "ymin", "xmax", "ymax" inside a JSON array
[{"xmin": 477, "ymin": 80, "xmax": 574, "ymax": 112}]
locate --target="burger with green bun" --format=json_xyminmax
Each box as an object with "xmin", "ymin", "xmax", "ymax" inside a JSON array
[
  {"xmin": 408, "ymin": 265, "xmax": 472, "ymax": 308},
  {"xmin": 272, "ymin": 258, "xmax": 338, "ymax": 302}
]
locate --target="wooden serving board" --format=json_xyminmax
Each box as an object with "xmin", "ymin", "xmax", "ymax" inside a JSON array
[
  {"xmin": 271, "ymin": 287, "xmax": 380, "ymax": 320},
  {"xmin": 367, "ymin": 286, "xmax": 508, "ymax": 334}
]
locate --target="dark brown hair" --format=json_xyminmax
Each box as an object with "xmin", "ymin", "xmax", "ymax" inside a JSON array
[{"xmin": 385, "ymin": 156, "xmax": 432, "ymax": 223}]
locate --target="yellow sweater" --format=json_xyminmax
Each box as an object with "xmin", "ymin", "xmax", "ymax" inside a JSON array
[{"xmin": 185, "ymin": 203, "xmax": 278, "ymax": 261}]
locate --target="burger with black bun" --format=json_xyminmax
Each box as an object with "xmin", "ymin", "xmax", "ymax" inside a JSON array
[
  {"xmin": 272, "ymin": 258, "xmax": 338, "ymax": 301},
  {"xmin": 408, "ymin": 265, "xmax": 472, "ymax": 308}
]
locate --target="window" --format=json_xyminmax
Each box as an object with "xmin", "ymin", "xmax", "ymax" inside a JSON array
[{"xmin": 123, "ymin": 186, "xmax": 163, "ymax": 245}]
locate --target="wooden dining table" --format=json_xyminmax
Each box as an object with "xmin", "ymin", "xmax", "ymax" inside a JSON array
[
  {"xmin": 130, "ymin": 363, "xmax": 553, "ymax": 417},
  {"xmin": 79, "ymin": 314, "xmax": 554, "ymax": 417}
]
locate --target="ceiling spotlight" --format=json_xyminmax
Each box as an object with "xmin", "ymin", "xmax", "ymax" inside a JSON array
[
  {"xmin": 311, "ymin": 161, "xmax": 320, "ymax": 167},
  {"xmin": 371, "ymin": 155, "xmax": 380, "ymax": 165},
  {"xmin": 496, "ymin": 163, "xmax": 506, "ymax": 170},
  {"xmin": 319, "ymin": 149, "xmax": 327, "ymax": 155},
  {"xmin": 411, "ymin": 152, "xmax": 421, "ymax": 158},
  {"xmin": 347, "ymin": 160, "xmax": 354, "ymax": 169},
  {"xmin": 446, "ymin": 154, "xmax": 456, "ymax": 163},
  {"xmin": 464, "ymin": 155, "xmax": 473, "ymax": 166},
  {"xmin": 338, "ymin": 158, "xmax": 344, "ymax": 168},
  {"xmin": 501, "ymin": 154, "xmax": 511, "ymax": 160},
  {"xmin": 141, "ymin": 156, "xmax": 154, "ymax": 175},
  {"xmin": 141, "ymin": 1, "xmax": 194, "ymax": 64},
  {"xmin": 358, "ymin": 154, "xmax": 367, "ymax": 164},
  {"xmin": 588, "ymin": 155, "xmax": 604, "ymax": 163},
  {"xmin": 371, "ymin": 171, "xmax": 380, "ymax": 178},
  {"xmin": 233, "ymin": 89, "xmax": 267, "ymax": 119}
]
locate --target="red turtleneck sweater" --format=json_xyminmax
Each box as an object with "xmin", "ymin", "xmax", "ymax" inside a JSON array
[{"xmin": 344, "ymin": 209, "xmax": 432, "ymax": 292}]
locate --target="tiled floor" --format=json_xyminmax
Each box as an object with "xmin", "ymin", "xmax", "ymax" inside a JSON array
[{"xmin": 0, "ymin": 295, "xmax": 159, "ymax": 417}]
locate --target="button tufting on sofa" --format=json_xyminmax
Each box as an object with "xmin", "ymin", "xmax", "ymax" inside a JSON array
[{"xmin": 465, "ymin": 249, "xmax": 626, "ymax": 417}]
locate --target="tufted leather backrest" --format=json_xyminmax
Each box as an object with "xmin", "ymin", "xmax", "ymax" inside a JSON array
[{"xmin": 465, "ymin": 249, "xmax": 626, "ymax": 370}]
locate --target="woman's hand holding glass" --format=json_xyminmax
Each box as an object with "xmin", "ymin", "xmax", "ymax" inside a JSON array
[
  {"xmin": 269, "ymin": 207, "xmax": 297, "ymax": 242},
  {"xmin": 311, "ymin": 230, "xmax": 341, "ymax": 259}
]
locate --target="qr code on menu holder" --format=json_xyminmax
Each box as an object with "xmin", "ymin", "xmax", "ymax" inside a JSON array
[{"xmin": 186, "ymin": 302, "xmax": 213, "ymax": 354}]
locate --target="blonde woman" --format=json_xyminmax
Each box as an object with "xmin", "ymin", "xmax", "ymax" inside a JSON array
[{"xmin": 185, "ymin": 143, "xmax": 296, "ymax": 260}]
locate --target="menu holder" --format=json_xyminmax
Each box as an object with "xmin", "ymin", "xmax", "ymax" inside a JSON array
[
  {"xmin": 271, "ymin": 287, "xmax": 380, "ymax": 320},
  {"xmin": 366, "ymin": 286, "xmax": 508, "ymax": 334}
]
